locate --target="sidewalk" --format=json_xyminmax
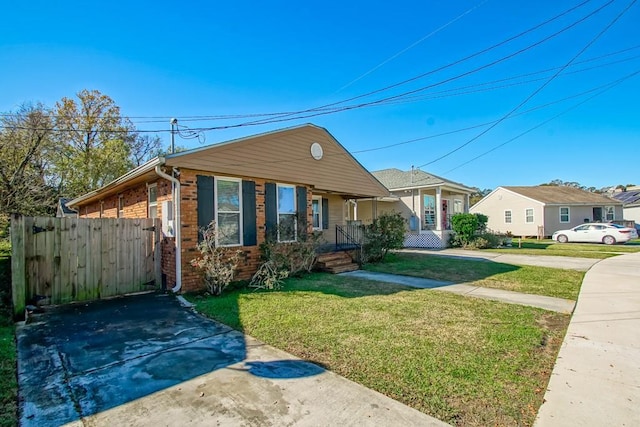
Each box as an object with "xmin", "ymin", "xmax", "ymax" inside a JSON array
[
  {"xmin": 341, "ymin": 270, "xmax": 575, "ymax": 313},
  {"xmin": 399, "ymin": 248, "xmax": 601, "ymax": 271},
  {"xmin": 534, "ymin": 251, "xmax": 640, "ymax": 426}
]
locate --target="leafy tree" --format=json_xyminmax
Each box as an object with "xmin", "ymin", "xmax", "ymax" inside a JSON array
[
  {"xmin": 51, "ymin": 89, "xmax": 159, "ymax": 197},
  {"xmin": 363, "ymin": 212, "xmax": 406, "ymax": 263},
  {"xmin": 469, "ymin": 187, "xmax": 491, "ymax": 206},
  {"xmin": 0, "ymin": 103, "xmax": 58, "ymax": 224}
]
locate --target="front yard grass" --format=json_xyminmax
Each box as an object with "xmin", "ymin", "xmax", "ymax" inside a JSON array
[
  {"xmin": 365, "ymin": 252, "xmax": 583, "ymax": 300},
  {"xmin": 482, "ymin": 238, "xmax": 640, "ymax": 258},
  {"xmin": 191, "ymin": 273, "xmax": 568, "ymax": 426}
]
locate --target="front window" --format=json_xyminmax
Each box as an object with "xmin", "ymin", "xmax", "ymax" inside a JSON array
[
  {"xmin": 453, "ymin": 199, "xmax": 463, "ymax": 214},
  {"xmin": 278, "ymin": 184, "xmax": 296, "ymax": 242},
  {"xmin": 525, "ymin": 208, "xmax": 534, "ymax": 223},
  {"xmin": 604, "ymin": 206, "xmax": 615, "ymax": 221},
  {"xmin": 423, "ymin": 194, "xmax": 436, "ymax": 229},
  {"xmin": 504, "ymin": 210, "xmax": 512, "ymax": 224},
  {"xmin": 216, "ymin": 178, "xmax": 242, "ymax": 246},
  {"xmin": 148, "ymin": 184, "xmax": 157, "ymax": 218},
  {"xmin": 312, "ymin": 196, "xmax": 322, "ymax": 231},
  {"xmin": 560, "ymin": 207, "xmax": 570, "ymax": 223}
]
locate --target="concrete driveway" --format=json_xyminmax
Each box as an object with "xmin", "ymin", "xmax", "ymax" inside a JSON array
[{"xmin": 17, "ymin": 292, "xmax": 447, "ymax": 426}]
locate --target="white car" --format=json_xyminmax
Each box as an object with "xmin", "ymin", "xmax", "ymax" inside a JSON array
[{"xmin": 552, "ymin": 223, "xmax": 639, "ymax": 245}]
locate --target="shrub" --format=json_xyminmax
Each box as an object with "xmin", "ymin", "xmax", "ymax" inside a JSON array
[
  {"xmin": 190, "ymin": 221, "xmax": 242, "ymax": 296},
  {"xmin": 251, "ymin": 226, "xmax": 323, "ymax": 289},
  {"xmin": 451, "ymin": 213, "xmax": 490, "ymax": 246},
  {"xmin": 363, "ymin": 212, "xmax": 406, "ymax": 263}
]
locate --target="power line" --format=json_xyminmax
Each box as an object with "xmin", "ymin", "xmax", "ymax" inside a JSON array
[
  {"xmin": 441, "ymin": 69, "xmax": 640, "ymax": 174},
  {"xmin": 415, "ymin": 0, "xmax": 633, "ymax": 169},
  {"xmin": 334, "ymin": 0, "xmax": 490, "ymax": 94}
]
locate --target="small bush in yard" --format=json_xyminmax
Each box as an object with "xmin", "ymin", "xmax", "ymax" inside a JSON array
[
  {"xmin": 250, "ymin": 226, "xmax": 323, "ymax": 290},
  {"xmin": 450, "ymin": 213, "xmax": 500, "ymax": 249},
  {"xmin": 363, "ymin": 212, "xmax": 406, "ymax": 263},
  {"xmin": 190, "ymin": 221, "xmax": 242, "ymax": 296}
]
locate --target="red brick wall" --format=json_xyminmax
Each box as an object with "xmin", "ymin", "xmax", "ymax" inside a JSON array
[{"xmin": 77, "ymin": 168, "xmax": 314, "ymax": 293}]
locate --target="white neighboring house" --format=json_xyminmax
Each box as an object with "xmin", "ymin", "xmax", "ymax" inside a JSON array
[
  {"xmin": 470, "ymin": 186, "xmax": 624, "ymax": 237},
  {"xmin": 612, "ymin": 188, "xmax": 640, "ymax": 227},
  {"xmin": 355, "ymin": 168, "xmax": 474, "ymax": 248}
]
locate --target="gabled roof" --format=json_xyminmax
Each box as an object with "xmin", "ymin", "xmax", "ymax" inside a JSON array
[
  {"xmin": 612, "ymin": 190, "xmax": 640, "ymax": 205},
  {"xmin": 502, "ymin": 186, "xmax": 622, "ymax": 205},
  {"xmin": 69, "ymin": 124, "xmax": 389, "ymax": 207},
  {"xmin": 372, "ymin": 168, "xmax": 473, "ymax": 193}
]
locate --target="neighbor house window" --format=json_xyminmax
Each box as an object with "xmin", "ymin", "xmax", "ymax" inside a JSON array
[
  {"xmin": 504, "ymin": 210, "xmax": 512, "ymax": 224},
  {"xmin": 525, "ymin": 208, "xmax": 534, "ymax": 223},
  {"xmin": 215, "ymin": 177, "xmax": 242, "ymax": 246},
  {"xmin": 604, "ymin": 206, "xmax": 615, "ymax": 221},
  {"xmin": 453, "ymin": 199, "xmax": 463, "ymax": 214},
  {"xmin": 148, "ymin": 184, "xmax": 158, "ymax": 218},
  {"xmin": 278, "ymin": 184, "xmax": 296, "ymax": 242},
  {"xmin": 312, "ymin": 196, "xmax": 322, "ymax": 231},
  {"xmin": 560, "ymin": 207, "xmax": 570, "ymax": 223},
  {"xmin": 423, "ymin": 194, "xmax": 436, "ymax": 228},
  {"xmin": 117, "ymin": 196, "xmax": 124, "ymax": 218}
]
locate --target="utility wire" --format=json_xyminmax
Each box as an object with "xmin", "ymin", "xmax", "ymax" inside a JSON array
[
  {"xmin": 441, "ymin": 69, "xmax": 640, "ymax": 174},
  {"xmin": 416, "ymin": 0, "xmax": 634, "ymax": 169},
  {"xmin": 334, "ymin": 0, "xmax": 490, "ymax": 94}
]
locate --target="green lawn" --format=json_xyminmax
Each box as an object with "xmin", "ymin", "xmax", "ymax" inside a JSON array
[
  {"xmin": 365, "ymin": 252, "xmax": 583, "ymax": 300},
  {"xmin": 190, "ymin": 273, "xmax": 568, "ymax": 426},
  {"xmin": 0, "ymin": 244, "xmax": 16, "ymax": 427},
  {"xmin": 482, "ymin": 239, "xmax": 640, "ymax": 259}
]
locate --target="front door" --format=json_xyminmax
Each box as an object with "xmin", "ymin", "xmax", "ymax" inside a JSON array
[
  {"xmin": 593, "ymin": 207, "xmax": 603, "ymax": 222},
  {"xmin": 442, "ymin": 200, "xmax": 449, "ymax": 230}
]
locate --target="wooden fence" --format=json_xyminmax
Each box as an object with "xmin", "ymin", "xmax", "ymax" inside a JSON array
[{"xmin": 11, "ymin": 214, "xmax": 161, "ymax": 316}]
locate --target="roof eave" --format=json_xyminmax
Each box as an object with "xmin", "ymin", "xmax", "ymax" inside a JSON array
[{"xmin": 67, "ymin": 157, "xmax": 164, "ymax": 208}]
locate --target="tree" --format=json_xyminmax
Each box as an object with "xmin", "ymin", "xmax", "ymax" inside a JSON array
[
  {"xmin": 469, "ymin": 187, "xmax": 491, "ymax": 207},
  {"xmin": 0, "ymin": 103, "xmax": 58, "ymax": 221},
  {"xmin": 51, "ymin": 89, "xmax": 160, "ymax": 197},
  {"xmin": 129, "ymin": 133, "xmax": 163, "ymax": 167}
]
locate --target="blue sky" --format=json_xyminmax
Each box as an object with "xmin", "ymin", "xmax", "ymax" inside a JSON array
[{"xmin": 1, "ymin": 0, "xmax": 638, "ymax": 190}]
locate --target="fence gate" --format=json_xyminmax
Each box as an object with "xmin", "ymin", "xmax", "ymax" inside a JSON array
[{"xmin": 11, "ymin": 215, "xmax": 161, "ymax": 316}]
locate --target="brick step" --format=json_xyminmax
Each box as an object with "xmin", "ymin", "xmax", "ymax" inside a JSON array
[
  {"xmin": 324, "ymin": 263, "xmax": 360, "ymax": 274},
  {"xmin": 317, "ymin": 258, "xmax": 355, "ymax": 269},
  {"xmin": 316, "ymin": 252, "xmax": 352, "ymax": 264}
]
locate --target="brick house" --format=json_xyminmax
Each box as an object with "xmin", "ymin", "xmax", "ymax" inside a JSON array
[{"xmin": 67, "ymin": 124, "xmax": 389, "ymax": 293}]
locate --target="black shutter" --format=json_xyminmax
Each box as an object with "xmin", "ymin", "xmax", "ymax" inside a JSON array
[
  {"xmin": 265, "ymin": 182, "xmax": 277, "ymax": 240},
  {"xmin": 242, "ymin": 180, "xmax": 257, "ymax": 246},
  {"xmin": 196, "ymin": 175, "xmax": 214, "ymax": 242},
  {"xmin": 296, "ymin": 186, "xmax": 307, "ymax": 232},
  {"xmin": 322, "ymin": 198, "xmax": 329, "ymax": 230}
]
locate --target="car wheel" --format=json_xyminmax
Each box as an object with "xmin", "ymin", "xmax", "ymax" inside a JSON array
[
  {"xmin": 603, "ymin": 235, "xmax": 616, "ymax": 245},
  {"xmin": 557, "ymin": 234, "xmax": 568, "ymax": 243}
]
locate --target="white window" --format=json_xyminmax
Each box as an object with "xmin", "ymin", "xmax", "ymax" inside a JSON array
[
  {"xmin": 453, "ymin": 199, "xmax": 463, "ymax": 214},
  {"xmin": 148, "ymin": 184, "xmax": 158, "ymax": 218},
  {"xmin": 117, "ymin": 196, "xmax": 124, "ymax": 218},
  {"xmin": 215, "ymin": 177, "xmax": 242, "ymax": 246},
  {"xmin": 559, "ymin": 207, "xmax": 570, "ymax": 223},
  {"xmin": 525, "ymin": 208, "xmax": 534, "ymax": 223},
  {"xmin": 604, "ymin": 206, "xmax": 615, "ymax": 221},
  {"xmin": 312, "ymin": 196, "xmax": 322, "ymax": 231},
  {"xmin": 504, "ymin": 210, "xmax": 512, "ymax": 224},
  {"xmin": 277, "ymin": 184, "xmax": 296, "ymax": 242},
  {"xmin": 423, "ymin": 194, "xmax": 436, "ymax": 228}
]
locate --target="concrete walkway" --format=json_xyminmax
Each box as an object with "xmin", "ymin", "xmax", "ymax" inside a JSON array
[
  {"xmin": 535, "ymin": 251, "xmax": 640, "ymax": 426},
  {"xmin": 341, "ymin": 270, "xmax": 576, "ymax": 313},
  {"xmin": 399, "ymin": 248, "xmax": 601, "ymax": 271}
]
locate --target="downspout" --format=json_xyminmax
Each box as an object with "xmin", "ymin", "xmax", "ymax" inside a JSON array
[{"xmin": 155, "ymin": 165, "xmax": 182, "ymax": 293}]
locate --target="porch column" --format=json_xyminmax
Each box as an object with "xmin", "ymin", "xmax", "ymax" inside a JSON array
[
  {"xmin": 353, "ymin": 200, "xmax": 358, "ymax": 221},
  {"xmin": 435, "ymin": 187, "xmax": 442, "ymax": 231},
  {"xmin": 464, "ymin": 193, "xmax": 470, "ymax": 212}
]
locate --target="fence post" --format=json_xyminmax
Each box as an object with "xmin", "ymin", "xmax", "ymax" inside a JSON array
[
  {"xmin": 10, "ymin": 213, "xmax": 26, "ymax": 318},
  {"xmin": 154, "ymin": 218, "xmax": 162, "ymax": 289}
]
